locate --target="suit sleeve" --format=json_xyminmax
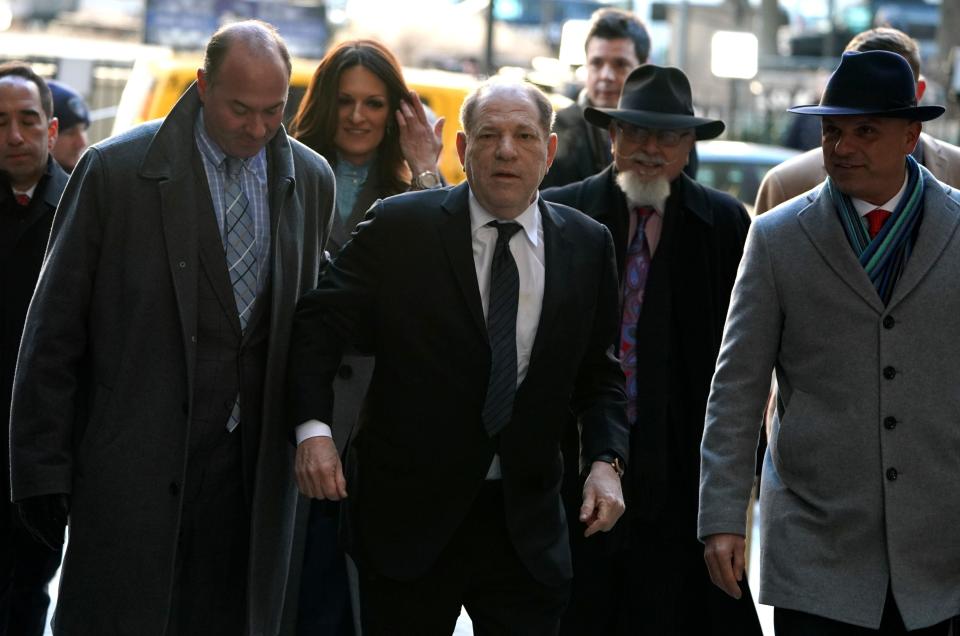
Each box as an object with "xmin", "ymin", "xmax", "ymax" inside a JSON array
[
  {"xmin": 286, "ymin": 201, "xmax": 385, "ymax": 428},
  {"xmin": 698, "ymin": 218, "xmax": 783, "ymax": 539},
  {"xmin": 10, "ymin": 149, "xmax": 106, "ymax": 501},
  {"xmin": 573, "ymin": 226, "xmax": 630, "ymax": 467}
]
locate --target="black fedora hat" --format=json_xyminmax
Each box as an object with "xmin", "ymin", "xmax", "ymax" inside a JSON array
[
  {"xmin": 584, "ymin": 65, "xmax": 725, "ymax": 140},
  {"xmin": 788, "ymin": 50, "xmax": 943, "ymax": 121}
]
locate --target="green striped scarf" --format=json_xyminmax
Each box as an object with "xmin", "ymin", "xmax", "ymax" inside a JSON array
[{"xmin": 827, "ymin": 155, "xmax": 924, "ymax": 305}]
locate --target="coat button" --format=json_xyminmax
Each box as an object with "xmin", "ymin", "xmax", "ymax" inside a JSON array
[
  {"xmin": 883, "ymin": 315, "xmax": 895, "ymax": 329},
  {"xmin": 337, "ymin": 364, "xmax": 353, "ymax": 379},
  {"xmin": 178, "ymin": 261, "xmax": 186, "ymax": 269},
  {"xmin": 883, "ymin": 366, "xmax": 896, "ymax": 380},
  {"xmin": 886, "ymin": 467, "xmax": 898, "ymax": 481},
  {"xmin": 169, "ymin": 481, "xmax": 181, "ymax": 495},
  {"xmin": 883, "ymin": 416, "xmax": 897, "ymax": 430}
]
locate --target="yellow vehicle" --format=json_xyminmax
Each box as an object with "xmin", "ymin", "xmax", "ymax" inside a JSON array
[{"xmin": 112, "ymin": 55, "xmax": 480, "ymax": 184}]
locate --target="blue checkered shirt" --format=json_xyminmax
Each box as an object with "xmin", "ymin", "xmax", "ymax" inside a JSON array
[{"xmin": 194, "ymin": 112, "xmax": 271, "ymax": 295}]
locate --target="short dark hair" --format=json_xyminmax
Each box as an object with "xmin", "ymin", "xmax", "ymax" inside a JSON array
[
  {"xmin": 585, "ymin": 8, "xmax": 651, "ymax": 63},
  {"xmin": 460, "ymin": 78, "xmax": 555, "ymax": 138},
  {"xmin": 0, "ymin": 61, "xmax": 53, "ymax": 119},
  {"xmin": 845, "ymin": 27, "xmax": 920, "ymax": 81},
  {"xmin": 203, "ymin": 20, "xmax": 292, "ymax": 85}
]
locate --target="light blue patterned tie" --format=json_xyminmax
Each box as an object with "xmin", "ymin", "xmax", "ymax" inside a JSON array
[
  {"xmin": 224, "ymin": 157, "xmax": 258, "ymax": 330},
  {"xmin": 224, "ymin": 156, "xmax": 257, "ymax": 432}
]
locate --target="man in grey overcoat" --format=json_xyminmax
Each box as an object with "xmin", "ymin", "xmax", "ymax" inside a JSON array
[
  {"xmin": 8, "ymin": 21, "xmax": 334, "ymax": 636},
  {"xmin": 698, "ymin": 50, "xmax": 960, "ymax": 635}
]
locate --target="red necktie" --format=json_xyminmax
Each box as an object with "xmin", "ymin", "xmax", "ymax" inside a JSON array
[
  {"xmin": 14, "ymin": 193, "xmax": 30, "ymax": 207},
  {"xmin": 866, "ymin": 208, "xmax": 891, "ymax": 239}
]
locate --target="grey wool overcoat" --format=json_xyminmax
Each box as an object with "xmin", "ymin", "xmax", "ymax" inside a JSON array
[
  {"xmin": 9, "ymin": 84, "xmax": 334, "ymax": 635},
  {"xmin": 699, "ymin": 166, "xmax": 960, "ymax": 630}
]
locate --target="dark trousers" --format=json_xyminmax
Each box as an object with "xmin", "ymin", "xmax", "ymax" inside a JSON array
[
  {"xmin": 358, "ymin": 482, "xmax": 570, "ymax": 636},
  {"xmin": 774, "ymin": 586, "xmax": 951, "ymax": 635},
  {"xmin": 0, "ymin": 510, "xmax": 62, "ymax": 636},
  {"xmin": 166, "ymin": 425, "xmax": 250, "ymax": 636},
  {"xmin": 296, "ymin": 500, "xmax": 353, "ymax": 636},
  {"xmin": 560, "ymin": 518, "xmax": 762, "ymax": 635}
]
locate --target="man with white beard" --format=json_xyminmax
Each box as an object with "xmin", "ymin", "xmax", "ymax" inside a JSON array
[{"xmin": 542, "ymin": 65, "xmax": 760, "ymax": 634}]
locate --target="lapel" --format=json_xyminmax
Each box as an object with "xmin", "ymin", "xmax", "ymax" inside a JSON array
[
  {"xmin": 528, "ymin": 198, "xmax": 571, "ymax": 365},
  {"xmin": 261, "ymin": 126, "xmax": 298, "ymax": 343},
  {"xmin": 439, "ymin": 183, "xmax": 487, "ymax": 339},
  {"xmin": 192, "ymin": 148, "xmax": 242, "ymax": 337},
  {"xmin": 918, "ymin": 133, "xmax": 947, "ymax": 181},
  {"xmin": 139, "ymin": 83, "xmax": 206, "ymax": 390},
  {"xmin": 887, "ymin": 168, "xmax": 960, "ymax": 310},
  {"xmin": 796, "ymin": 188, "xmax": 885, "ymax": 313}
]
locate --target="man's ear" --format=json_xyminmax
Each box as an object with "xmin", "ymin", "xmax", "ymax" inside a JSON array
[{"xmin": 456, "ymin": 131, "xmax": 467, "ymax": 167}]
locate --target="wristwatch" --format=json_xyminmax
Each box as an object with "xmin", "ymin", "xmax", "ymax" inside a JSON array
[
  {"xmin": 594, "ymin": 454, "xmax": 625, "ymax": 478},
  {"xmin": 412, "ymin": 170, "xmax": 442, "ymax": 190}
]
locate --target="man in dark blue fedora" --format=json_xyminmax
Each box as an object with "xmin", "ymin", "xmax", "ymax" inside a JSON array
[
  {"xmin": 699, "ymin": 49, "xmax": 960, "ymax": 635},
  {"xmin": 542, "ymin": 65, "xmax": 761, "ymax": 635}
]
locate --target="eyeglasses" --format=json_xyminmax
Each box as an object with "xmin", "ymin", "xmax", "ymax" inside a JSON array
[{"xmin": 615, "ymin": 123, "xmax": 692, "ymax": 147}]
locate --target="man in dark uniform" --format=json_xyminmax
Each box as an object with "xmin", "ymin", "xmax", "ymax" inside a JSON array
[
  {"xmin": 0, "ymin": 61, "xmax": 68, "ymax": 636},
  {"xmin": 542, "ymin": 64, "xmax": 762, "ymax": 635}
]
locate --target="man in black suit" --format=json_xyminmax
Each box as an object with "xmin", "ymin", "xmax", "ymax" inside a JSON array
[
  {"xmin": 542, "ymin": 65, "xmax": 761, "ymax": 635},
  {"xmin": 288, "ymin": 77, "xmax": 629, "ymax": 635},
  {"xmin": 0, "ymin": 61, "xmax": 68, "ymax": 636}
]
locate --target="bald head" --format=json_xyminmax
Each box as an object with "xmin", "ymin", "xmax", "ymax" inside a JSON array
[{"xmin": 203, "ymin": 20, "xmax": 291, "ymax": 87}]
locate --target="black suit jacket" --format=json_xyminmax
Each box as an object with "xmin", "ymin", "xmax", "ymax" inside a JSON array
[
  {"xmin": 543, "ymin": 166, "xmax": 749, "ymax": 536},
  {"xmin": 288, "ymin": 182, "xmax": 628, "ymax": 586}
]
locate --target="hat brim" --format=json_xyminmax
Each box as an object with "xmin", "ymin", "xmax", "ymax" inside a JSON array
[
  {"xmin": 787, "ymin": 103, "xmax": 944, "ymax": 122},
  {"xmin": 584, "ymin": 106, "xmax": 725, "ymax": 141}
]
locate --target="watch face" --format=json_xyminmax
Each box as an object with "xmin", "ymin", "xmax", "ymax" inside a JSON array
[{"xmin": 417, "ymin": 171, "xmax": 441, "ymax": 188}]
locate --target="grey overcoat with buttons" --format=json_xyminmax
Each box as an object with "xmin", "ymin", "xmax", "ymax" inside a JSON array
[
  {"xmin": 698, "ymin": 165, "xmax": 960, "ymax": 630},
  {"xmin": 9, "ymin": 84, "xmax": 334, "ymax": 636}
]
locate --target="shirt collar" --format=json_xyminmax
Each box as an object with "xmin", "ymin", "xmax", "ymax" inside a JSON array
[
  {"xmin": 468, "ymin": 189, "xmax": 541, "ymax": 247},
  {"xmin": 851, "ymin": 169, "xmax": 909, "ymax": 217}
]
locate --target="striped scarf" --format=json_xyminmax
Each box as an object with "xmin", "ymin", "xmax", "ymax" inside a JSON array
[{"xmin": 828, "ymin": 155, "xmax": 924, "ymax": 305}]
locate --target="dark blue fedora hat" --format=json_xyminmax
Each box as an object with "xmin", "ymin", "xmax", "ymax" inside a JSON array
[
  {"xmin": 788, "ymin": 50, "xmax": 943, "ymax": 121},
  {"xmin": 584, "ymin": 64, "xmax": 725, "ymax": 140}
]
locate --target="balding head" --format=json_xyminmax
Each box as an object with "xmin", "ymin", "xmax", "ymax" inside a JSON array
[
  {"xmin": 460, "ymin": 78, "xmax": 555, "ymax": 139},
  {"xmin": 203, "ymin": 20, "xmax": 291, "ymax": 87}
]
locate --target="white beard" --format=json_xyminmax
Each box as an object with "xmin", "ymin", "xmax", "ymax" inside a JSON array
[{"xmin": 615, "ymin": 170, "xmax": 671, "ymax": 211}]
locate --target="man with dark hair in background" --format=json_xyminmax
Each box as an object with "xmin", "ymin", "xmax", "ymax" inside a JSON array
[
  {"xmin": 541, "ymin": 8, "xmax": 650, "ymax": 189},
  {"xmin": 8, "ymin": 21, "xmax": 334, "ymax": 636},
  {"xmin": 0, "ymin": 60, "xmax": 67, "ymax": 636}
]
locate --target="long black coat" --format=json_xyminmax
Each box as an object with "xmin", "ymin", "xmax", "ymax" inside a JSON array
[
  {"xmin": 543, "ymin": 165, "xmax": 749, "ymax": 533},
  {"xmin": 288, "ymin": 183, "xmax": 629, "ymax": 586},
  {"xmin": 1, "ymin": 159, "xmax": 68, "ymax": 505},
  {"xmin": 9, "ymin": 85, "xmax": 334, "ymax": 636}
]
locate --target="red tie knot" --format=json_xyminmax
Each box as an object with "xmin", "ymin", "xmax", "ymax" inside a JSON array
[
  {"xmin": 866, "ymin": 208, "xmax": 892, "ymax": 239},
  {"xmin": 14, "ymin": 193, "xmax": 30, "ymax": 207},
  {"xmin": 634, "ymin": 206, "xmax": 656, "ymax": 218}
]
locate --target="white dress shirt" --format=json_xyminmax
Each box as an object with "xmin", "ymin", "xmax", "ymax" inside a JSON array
[
  {"xmin": 470, "ymin": 190, "xmax": 545, "ymax": 479},
  {"xmin": 296, "ymin": 190, "xmax": 546, "ymax": 482},
  {"xmin": 851, "ymin": 169, "xmax": 908, "ymax": 222}
]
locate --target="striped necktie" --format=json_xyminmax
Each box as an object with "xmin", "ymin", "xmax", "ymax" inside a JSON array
[
  {"xmin": 223, "ymin": 157, "xmax": 257, "ymax": 433},
  {"xmin": 223, "ymin": 156, "xmax": 258, "ymax": 331},
  {"xmin": 482, "ymin": 221, "xmax": 523, "ymax": 438}
]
